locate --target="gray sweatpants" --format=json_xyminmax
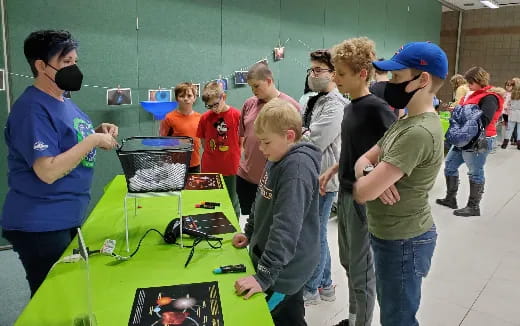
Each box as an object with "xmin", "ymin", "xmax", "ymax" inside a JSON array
[{"xmin": 337, "ymin": 191, "xmax": 376, "ymax": 326}]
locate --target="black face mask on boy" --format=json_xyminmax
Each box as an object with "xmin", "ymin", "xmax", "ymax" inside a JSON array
[
  {"xmin": 384, "ymin": 74, "xmax": 422, "ymax": 110},
  {"xmin": 46, "ymin": 64, "xmax": 83, "ymax": 91}
]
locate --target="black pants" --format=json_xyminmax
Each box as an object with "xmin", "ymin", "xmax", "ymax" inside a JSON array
[
  {"xmin": 266, "ymin": 289, "xmax": 307, "ymax": 326},
  {"xmin": 188, "ymin": 165, "xmax": 201, "ymax": 173},
  {"xmin": 236, "ymin": 175, "xmax": 258, "ymax": 215},
  {"xmin": 3, "ymin": 228, "xmax": 77, "ymax": 296}
]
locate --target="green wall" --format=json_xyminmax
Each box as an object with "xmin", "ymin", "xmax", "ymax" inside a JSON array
[{"xmin": 0, "ymin": 0, "xmax": 441, "ymax": 218}]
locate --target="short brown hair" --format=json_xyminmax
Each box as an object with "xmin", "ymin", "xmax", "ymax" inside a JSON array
[
  {"xmin": 330, "ymin": 37, "xmax": 376, "ymax": 82},
  {"xmin": 464, "ymin": 67, "xmax": 490, "ymax": 87},
  {"xmin": 254, "ymin": 98, "xmax": 302, "ymax": 141},
  {"xmin": 201, "ymin": 81, "xmax": 224, "ymax": 103},
  {"xmin": 450, "ymin": 74, "xmax": 467, "ymax": 90},
  {"xmin": 247, "ymin": 62, "xmax": 274, "ymax": 82},
  {"xmin": 174, "ymin": 82, "xmax": 196, "ymax": 100},
  {"xmin": 511, "ymin": 78, "xmax": 520, "ymax": 100},
  {"xmin": 310, "ymin": 49, "xmax": 334, "ymax": 71}
]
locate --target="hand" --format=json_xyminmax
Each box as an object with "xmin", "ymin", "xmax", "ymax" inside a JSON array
[
  {"xmin": 378, "ymin": 184, "xmax": 400, "ymax": 205},
  {"xmin": 96, "ymin": 123, "xmax": 119, "ymax": 137},
  {"xmin": 232, "ymin": 233, "xmax": 249, "ymax": 248},
  {"xmin": 235, "ymin": 275, "xmax": 262, "ymax": 299},
  {"xmin": 91, "ymin": 133, "xmax": 119, "ymax": 150},
  {"xmin": 319, "ymin": 169, "xmax": 334, "ymax": 196}
]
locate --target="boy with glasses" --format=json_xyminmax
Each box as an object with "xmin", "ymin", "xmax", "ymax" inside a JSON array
[{"xmin": 197, "ymin": 81, "xmax": 242, "ymax": 218}]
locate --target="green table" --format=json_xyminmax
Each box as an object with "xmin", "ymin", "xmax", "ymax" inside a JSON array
[{"xmin": 15, "ymin": 175, "xmax": 273, "ymax": 326}]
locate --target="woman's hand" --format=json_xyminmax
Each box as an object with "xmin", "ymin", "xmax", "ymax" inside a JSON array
[
  {"xmin": 89, "ymin": 133, "xmax": 118, "ymax": 150},
  {"xmin": 96, "ymin": 123, "xmax": 119, "ymax": 137},
  {"xmin": 232, "ymin": 233, "xmax": 249, "ymax": 248}
]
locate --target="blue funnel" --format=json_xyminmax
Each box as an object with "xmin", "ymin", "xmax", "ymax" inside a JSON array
[{"xmin": 140, "ymin": 101, "xmax": 178, "ymax": 120}]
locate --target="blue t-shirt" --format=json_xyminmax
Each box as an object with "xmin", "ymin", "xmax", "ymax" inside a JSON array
[{"xmin": 1, "ymin": 86, "xmax": 96, "ymax": 232}]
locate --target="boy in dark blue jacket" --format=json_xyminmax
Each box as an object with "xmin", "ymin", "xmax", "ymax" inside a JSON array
[{"xmin": 232, "ymin": 98, "xmax": 321, "ymax": 326}]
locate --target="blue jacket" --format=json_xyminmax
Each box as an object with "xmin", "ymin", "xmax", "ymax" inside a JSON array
[{"xmin": 446, "ymin": 104, "xmax": 483, "ymax": 148}]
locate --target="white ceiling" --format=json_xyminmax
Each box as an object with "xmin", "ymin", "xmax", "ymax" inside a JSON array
[{"xmin": 441, "ymin": 0, "xmax": 520, "ymax": 10}]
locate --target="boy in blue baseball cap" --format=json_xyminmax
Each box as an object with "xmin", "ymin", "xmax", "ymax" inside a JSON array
[{"xmin": 352, "ymin": 42, "xmax": 448, "ymax": 326}]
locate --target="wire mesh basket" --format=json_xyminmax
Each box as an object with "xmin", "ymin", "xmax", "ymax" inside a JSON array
[{"xmin": 116, "ymin": 136, "xmax": 193, "ymax": 193}]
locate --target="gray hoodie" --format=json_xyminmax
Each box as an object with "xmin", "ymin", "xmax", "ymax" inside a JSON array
[
  {"xmin": 301, "ymin": 88, "xmax": 348, "ymax": 192},
  {"xmin": 244, "ymin": 142, "xmax": 321, "ymax": 295}
]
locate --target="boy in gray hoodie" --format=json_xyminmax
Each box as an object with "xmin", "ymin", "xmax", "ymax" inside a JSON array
[{"xmin": 232, "ymin": 98, "xmax": 321, "ymax": 326}]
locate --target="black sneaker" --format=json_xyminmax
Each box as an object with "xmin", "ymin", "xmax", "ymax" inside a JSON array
[{"xmin": 334, "ymin": 320, "xmax": 349, "ymax": 326}]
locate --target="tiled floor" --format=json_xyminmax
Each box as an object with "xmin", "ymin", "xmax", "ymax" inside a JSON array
[
  {"xmin": 1, "ymin": 146, "xmax": 519, "ymax": 326},
  {"xmin": 302, "ymin": 146, "xmax": 520, "ymax": 326}
]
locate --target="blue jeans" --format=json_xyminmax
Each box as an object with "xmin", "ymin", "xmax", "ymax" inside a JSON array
[
  {"xmin": 304, "ymin": 191, "xmax": 335, "ymax": 292},
  {"xmin": 505, "ymin": 121, "xmax": 520, "ymax": 140},
  {"xmin": 370, "ymin": 225, "xmax": 437, "ymax": 326},
  {"xmin": 444, "ymin": 137, "xmax": 495, "ymax": 184}
]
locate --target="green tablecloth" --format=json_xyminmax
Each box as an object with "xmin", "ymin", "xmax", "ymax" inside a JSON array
[{"xmin": 15, "ymin": 175, "xmax": 273, "ymax": 326}]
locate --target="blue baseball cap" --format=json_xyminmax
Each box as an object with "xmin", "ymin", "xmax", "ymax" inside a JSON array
[{"xmin": 373, "ymin": 42, "xmax": 448, "ymax": 79}]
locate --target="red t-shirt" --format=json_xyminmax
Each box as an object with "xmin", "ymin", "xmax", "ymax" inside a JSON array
[
  {"xmin": 196, "ymin": 107, "xmax": 241, "ymax": 176},
  {"xmin": 160, "ymin": 110, "xmax": 201, "ymax": 167}
]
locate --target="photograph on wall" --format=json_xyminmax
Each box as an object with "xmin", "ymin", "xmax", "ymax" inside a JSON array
[
  {"xmin": 148, "ymin": 89, "xmax": 172, "ymax": 102},
  {"xmin": 214, "ymin": 79, "xmax": 228, "ymax": 91},
  {"xmin": 234, "ymin": 71, "xmax": 248, "ymax": 85},
  {"xmin": 0, "ymin": 69, "xmax": 4, "ymax": 91},
  {"xmin": 192, "ymin": 83, "xmax": 201, "ymax": 98},
  {"xmin": 128, "ymin": 281, "xmax": 224, "ymax": 326},
  {"xmin": 107, "ymin": 88, "xmax": 132, "ymax": 106},
  {"xmin": 273, "ymin": 47, "xmax": 285, "ymax": 61}
]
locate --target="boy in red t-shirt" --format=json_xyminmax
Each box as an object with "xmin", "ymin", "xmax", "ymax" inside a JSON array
[
  {"xmin": 160, "ymin": 82, "xmax": 202, "ymax": 173},
  {"xmin": 197, "ymin": 81, "xmax": 241, "ymax": 218}
]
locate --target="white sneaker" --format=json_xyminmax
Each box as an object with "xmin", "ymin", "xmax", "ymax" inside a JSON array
[
  {"xmin": 319, "ymin": 285, "xmax": 336, "ymax": 302},
  {"xmin": 303, "ymin": 290, "xmax": 321, "ymax": 305}
]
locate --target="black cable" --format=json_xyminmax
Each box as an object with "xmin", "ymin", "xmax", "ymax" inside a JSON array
[
  {"xmin": 129, "ymin": 228, "xmax": 165, "ymax": 258},
  {"xmin": 184, "ymin": 237, "xmax": 223, "ymax": 268}
]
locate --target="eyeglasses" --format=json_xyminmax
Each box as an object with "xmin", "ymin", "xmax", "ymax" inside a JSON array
[
  {"xmin": 307, "ymin": 67, "xmax": 333, "ymax": 75},
  {"xmin": 205, "ymin": 97, "xmax": 221, "ymax": 110}
]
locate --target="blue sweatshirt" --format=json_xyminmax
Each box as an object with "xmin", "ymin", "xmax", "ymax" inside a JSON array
[{"xmin": 244, "ymin": 142, "xmax": 321, "ymax": 295}]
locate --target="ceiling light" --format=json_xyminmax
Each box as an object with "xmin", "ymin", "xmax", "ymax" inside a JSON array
[{"xmin": 480, "ymin": 0, "xmax": 500, "ymax": 8}]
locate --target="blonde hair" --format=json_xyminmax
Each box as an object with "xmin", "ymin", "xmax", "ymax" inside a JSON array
[
  {"xmin": 330, "ymin": 37, "xmax": 376, "ymax": 82},
  {"xmin": 488, "ymin": 87, "xmax": 507, "ymax": 99},
  {"xmin": 464, "ymin": 67, "xmax": 490, "ymax": 87},
  {"xmin": 247, "ymin": 62, "xmax": 274, "ymax": 82},
  {"xmin": 450, "ymin": 74, "xmax": 467, "ymax": 90},
  {"xmin": 174, "ymin": 82, "xmax": 196, "ymax": 99},
  {"xmin": 254, "ymin": 98, "xmax": 302, "ymax": 141},
  {"xmin": 511, "ymin": 78, "xmax": 520, "ymax": 100},
  {"xmin": 201, "ymin": 81, "xmax": 224, "ymax": 103}
]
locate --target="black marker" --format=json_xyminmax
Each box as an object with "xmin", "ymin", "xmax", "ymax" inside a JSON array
[{"xmin": 213, "ymin": 264, "xmax": 247, "ymax": 274}]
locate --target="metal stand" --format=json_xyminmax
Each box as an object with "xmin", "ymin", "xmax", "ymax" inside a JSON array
[{"xmin": 124, "ymin": 191, "xmax": 182, "ymax": 252}]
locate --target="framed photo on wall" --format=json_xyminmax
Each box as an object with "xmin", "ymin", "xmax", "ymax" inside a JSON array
[
  {"xmin": 0, "ymin": 69, "xmax": 5, "ymax": 91},
  {"xmin": 148, "ymin": 89, "xmax": 172, "ymax": 102},
  {"xmin": 106, "ymin": 88, "xmax": 132, "ymax": 106},
  {"xmin": 234, "ymin": 71, "xmax": 248, "ymax": 85}
]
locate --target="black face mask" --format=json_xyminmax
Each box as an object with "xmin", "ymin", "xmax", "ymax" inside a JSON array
[
  {"xmin": 47, "ymin": 64, "xmax": 83, "ymax": 91},
  {"xmin": 384, "ymin": 74, "xmax": 422, "ymax": 110}
]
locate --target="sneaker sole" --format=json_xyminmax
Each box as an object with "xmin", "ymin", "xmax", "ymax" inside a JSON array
[{"xmin": 320, "ymin": 295, "xmax": 336, "ymax": 302}]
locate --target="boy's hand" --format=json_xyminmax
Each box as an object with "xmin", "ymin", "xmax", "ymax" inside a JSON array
[
  {"xmin": 319, "ymin": 168, "xmax": 335, "ymax": 196},
  {"xmin": 379, "ymin": 184, "xmax": 400, "ymax": 205},
  {"xmin": 235, "ymin": 276, "xmax": 262, "ymax": 299},
  {"xmin": 232, "ymin": 233, "xmax": 249, "ymax": 248}
]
